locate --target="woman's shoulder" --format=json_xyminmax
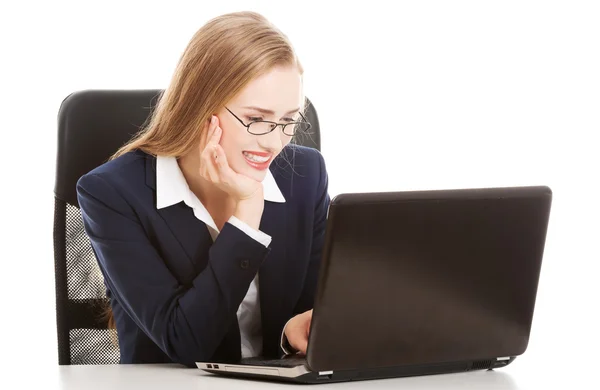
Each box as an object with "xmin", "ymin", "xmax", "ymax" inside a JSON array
[
  {"xmin": 270, "ymin": 144, "xmax": 328, "ymax": 199},
  {"xmin": 84, "ymin": 149, "xmax": 150, "ymax": 178},
  {"xmin": 275, "ymin": 143, "xmax": 326, "ymax": 175},
  {"xmin": 76, "ymin": 149, "xmax": 153, "ymax": 203}
]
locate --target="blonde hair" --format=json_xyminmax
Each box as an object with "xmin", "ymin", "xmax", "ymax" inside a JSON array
[{"xmin": 111, "ymin": 11, "xmax": 304, "ymax": 160}]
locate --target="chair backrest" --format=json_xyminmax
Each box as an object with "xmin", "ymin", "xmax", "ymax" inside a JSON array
[{"xmin": 53, "ymin": 89, "xmax": 321, "ymax": 365}]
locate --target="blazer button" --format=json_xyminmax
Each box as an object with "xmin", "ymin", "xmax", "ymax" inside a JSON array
[{"xmin": 240, "ymin": 259, "xmax": 250, "ymax": 269}]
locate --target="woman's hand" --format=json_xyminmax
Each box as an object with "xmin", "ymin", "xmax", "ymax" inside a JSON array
[
  {"xmin": 284, "ymin": 309, "xmax": 313, "ymax": 355},
  {"xmin": 199, "ymin": 115, "xmax": 265, "ymax": 229},
  {"xmin": 200, "ymin": 115, "xmax": 263, "ymax": 202}
]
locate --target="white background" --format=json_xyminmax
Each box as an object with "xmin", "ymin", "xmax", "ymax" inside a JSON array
[{"xmin": 1, "ymin": 1, "xmax": 598, "ymax": 388}]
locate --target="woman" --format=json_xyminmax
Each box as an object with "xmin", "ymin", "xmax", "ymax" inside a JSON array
[{"xmin": 76, "ymin": 11, "xmax": 330, "ymax": 367}]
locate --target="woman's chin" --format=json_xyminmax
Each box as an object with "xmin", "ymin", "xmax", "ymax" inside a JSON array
[
  {"xmin": 232, "ymin": 163, "xmax": 268, "ymax": 182},
  {"xmin": 247, "ymin": 169, "xmax": 267, "ymax": 182}
]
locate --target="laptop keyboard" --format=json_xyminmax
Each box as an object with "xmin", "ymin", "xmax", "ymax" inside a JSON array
[{"xmin": 239, "ymin": 354, "xmax": 307, "ymax": 368}]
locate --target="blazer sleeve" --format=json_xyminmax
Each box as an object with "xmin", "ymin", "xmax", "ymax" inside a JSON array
[
  {"xmin": 76, "ymin": 173, "xmax": 270, "ymax": 367},
  {"xmin": 294, "ymin": 151, "xmax": 330, "ymax": 315},
  {"xmin": 278, "ymin": 150, "xmax": 330, "ymax": 356}
]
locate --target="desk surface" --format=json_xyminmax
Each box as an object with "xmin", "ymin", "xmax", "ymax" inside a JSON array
[{"xmin": 31, "ymin": 363, "xmax": 542, "ymax": 390}]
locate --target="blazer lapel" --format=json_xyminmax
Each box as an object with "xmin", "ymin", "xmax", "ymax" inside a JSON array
[{"xmin": 144, "ymin": 154, "xmax": 213, "ymax": 276}]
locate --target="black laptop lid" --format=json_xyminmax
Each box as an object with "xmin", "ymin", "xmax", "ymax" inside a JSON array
[{"xmin": 307, "ymin": 186, "xmax": 552, "ymax": 372}]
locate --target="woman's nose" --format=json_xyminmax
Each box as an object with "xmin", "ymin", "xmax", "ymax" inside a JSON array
[{"xmin": 258, "ymin": 127, "xmax": 285, "ymax": 151}]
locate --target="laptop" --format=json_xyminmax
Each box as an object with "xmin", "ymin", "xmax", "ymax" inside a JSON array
[{"xmin": 197, "ymin": 185, "xmax": 552, "ymax": 384}]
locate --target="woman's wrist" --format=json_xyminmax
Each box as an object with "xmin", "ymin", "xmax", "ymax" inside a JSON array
[{"xmin": 233, "ymin": 197, "xmax": 264, "ymax": 230}]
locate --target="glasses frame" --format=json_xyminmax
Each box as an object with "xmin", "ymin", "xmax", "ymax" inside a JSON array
[{"xmin": 225, "ymin": 107, "xmax": 312, "ymax": 136}]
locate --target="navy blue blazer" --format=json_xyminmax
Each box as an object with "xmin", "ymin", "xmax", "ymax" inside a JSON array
[{"xmin": 76, "ymin": 145, "xmax": 330, "ymax": 367}]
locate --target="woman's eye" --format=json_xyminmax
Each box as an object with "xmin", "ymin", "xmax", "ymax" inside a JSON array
[{"xmin": 247, "ymin": 116, "xmax": 295, "ymax": 122}]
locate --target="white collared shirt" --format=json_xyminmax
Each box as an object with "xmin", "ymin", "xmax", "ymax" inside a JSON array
[{"xmin": 155, "ymin": 155, "xmax": 285, "ymax": 358}]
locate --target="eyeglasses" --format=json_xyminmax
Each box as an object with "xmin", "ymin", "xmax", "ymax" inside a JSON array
[{"xmin": 225, "ymin": 107, "xmax": 312, "ymax": 136}]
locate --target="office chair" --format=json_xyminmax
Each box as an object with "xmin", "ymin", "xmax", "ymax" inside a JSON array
[{"xmin": 53, "ymin": 89, "xmax": 321, "ymax": 365}]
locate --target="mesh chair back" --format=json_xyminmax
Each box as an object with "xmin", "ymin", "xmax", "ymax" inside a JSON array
[{"xmin": 53, "ymin": 89, "xmax": 321, "ymax": 364}]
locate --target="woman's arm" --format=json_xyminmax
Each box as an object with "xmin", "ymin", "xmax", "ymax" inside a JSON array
[
  {"xmin": 294, "ymin": 150, "xmax": 330, "ymax": 315},
  {"xmin": 280, "ymin": 150, "xmax": 331, "ymax": 355},
  {"xmin": 77, "ymin": 172, "xmax": 270, "ymax": 367}
]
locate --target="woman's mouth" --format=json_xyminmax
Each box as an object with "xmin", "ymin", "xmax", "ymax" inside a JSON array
[{"xmin": 243, "ymin": 151, "xmax": 272, "ymax": 170}]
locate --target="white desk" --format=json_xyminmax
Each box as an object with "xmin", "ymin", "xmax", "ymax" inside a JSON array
[{"xmin": 35, "ymin": 363, "xmax": 532, "ymax": 389}]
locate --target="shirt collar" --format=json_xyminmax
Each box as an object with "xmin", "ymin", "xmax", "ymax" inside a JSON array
[{"xmin": 155, "ymin": 155, "xmax": 286, "ymax": 212}]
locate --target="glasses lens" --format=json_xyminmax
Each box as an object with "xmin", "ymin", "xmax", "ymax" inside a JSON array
[
  {"xmin": 248, "ymin": 121, "xmax": 277, "ymax": 135},
  {"xmin": 247, "ymin": 121, "xmax": 311, "ymax": 136},
  {"xmin": 283, "ymin": 122, "xmax": 311, "ymax": 136}
]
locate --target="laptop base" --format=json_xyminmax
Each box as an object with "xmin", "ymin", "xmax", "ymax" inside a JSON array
[{"xmin": 197, "ymin": 356, "xmax": 515, "ymax": 384}]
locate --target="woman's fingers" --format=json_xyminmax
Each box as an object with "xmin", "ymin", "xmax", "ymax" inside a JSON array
[
  {"xmin": 302, "ymin": 311, "xmax": 312, "ymax": 353},
  {"xmin": 199, "ymin": 116, "xmax": 221, "ymax": 181},
  {"xmin": 198, "ymin": 115, "xmax": 263, "ymax": 201},
  {"xmin": 200, "ymin": 116, "xmax": 219, "ymax": 153},
  {"xmin": 214, "ymin": 144, "xmax": 233, "ymax": 179},
  {"xmin": 203, "ymin": 142, "xmax": 233, "ymax": 187},
  {"xmin": 297, "ymin": 339, "xmax": 308, "ymax": 355},
  {"xmin": 209, "ymin": 119, "xmax": 222, "ymax": 147},
  {"xmin": 201, "ymin": 115, "xmax": 216, "ymax": 145},
  {"xmin": 285, "ymin": 310, "xmax": 313, "ymax": 355},
  {"xmin": 201, "ymin": 127, "xmax": 214, "ymax": 160}
]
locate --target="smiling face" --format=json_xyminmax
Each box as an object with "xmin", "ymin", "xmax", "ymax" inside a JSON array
[{"xmin": 215, "ymin": 65, "xmax": 304, "ymax": 182}]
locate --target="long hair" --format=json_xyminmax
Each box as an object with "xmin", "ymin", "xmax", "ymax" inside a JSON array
[
  {"xmin": 111, "ymin": 11, "xmax": 304, "ymax": 160},
  {"xmin": 104, "ymin": 11, "xmax": 303, "ymax": 331}
]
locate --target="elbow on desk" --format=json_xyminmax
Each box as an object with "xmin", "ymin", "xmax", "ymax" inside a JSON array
[{"xmin": 150, "ymin": 305, "xmax": 230, "ymax": 368}]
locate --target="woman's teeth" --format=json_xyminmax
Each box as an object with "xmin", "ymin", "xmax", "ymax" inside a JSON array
[{"xmin": 243, "ymin": 152, "xmax": 270, "ymax": 163}]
